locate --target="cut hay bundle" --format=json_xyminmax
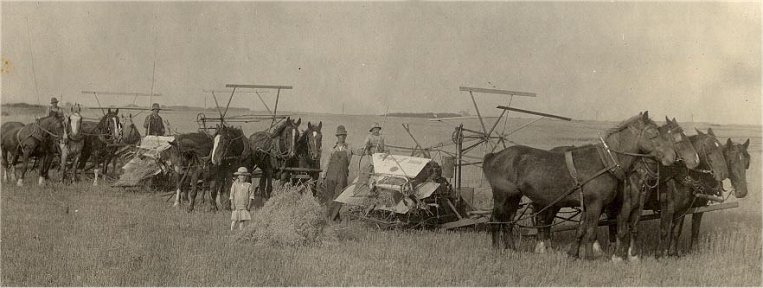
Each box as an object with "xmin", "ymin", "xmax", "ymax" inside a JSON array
[
  {"xmin": 236, "ymin": 184, "xmax": 336, "ymax": 246},
  {"xmin": 112, "ymin": 156, "xmax": 162, "ymax": 187}
]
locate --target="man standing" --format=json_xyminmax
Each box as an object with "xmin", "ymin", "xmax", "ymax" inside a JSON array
[
  {"xmin": 322, "ymin": 125, "xmax": 355, "ymax": 222},
  {"xmin": 47, "ymin": 97, "xmax": 64, "ymax": 119},
  {"xmin": 143, "ymin": 103, "xmax": 165, "ymax": 136}
]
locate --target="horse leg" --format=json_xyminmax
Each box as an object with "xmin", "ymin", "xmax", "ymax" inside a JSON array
[
  {"xmin": 668, "ymin": 215, "xmax": 685, "ymax": 257},
  {"xmin": 187, "ymin": 170, "xmax": 201, "ymax": 213},
  {"xmin": 689, "ymin": 212, "xmax": 704, "ymax": 251},
  {"xmin": 490, "ymin": 186, "xmax": 512, "ymax": 249},
  {"xmin": 502, "ymin": 195, "xmax": 521, "ymax": 250},
  {"xmin": 657, "ymin": 181, "xmax": 676, "ymax": 258},
  {"xmin": 534, "ymin": 205, "xmax": 559, "ymax": 253},
  {"xmin": 582, "ymin": 199, "xmax": 604, "ymax": 260},
  {"xmin": 613, "ymin": 180, "xmax": 636, "ymax": 262},
  {"xmin": 17, "ymin": 147, "xmax": 33, "ymax": 187},
  {"xmin": 1, "ymin": 149, "xmax": 8, "ymax": 183}
]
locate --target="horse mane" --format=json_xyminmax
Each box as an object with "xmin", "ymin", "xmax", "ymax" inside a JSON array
[
  {"xmin": 270, "ymin": 120, "xmax": 292, "ymax": 138},
  {"xmin": 605, "ymin": 113, "xmax": 654, "ymax": 138}
]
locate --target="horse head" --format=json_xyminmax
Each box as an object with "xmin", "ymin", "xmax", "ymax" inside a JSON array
[
  {"xmin": 301, "ymin": 121, "xmax": 323, "ymax": 161},
  {"xmin": 99, "ymin": 108, "xmax": 122, "ymax": 143},
  {"xmin": 211, "ymin": 124, "xmax": 246, "ymax": 166},
  {"xmin": 692, "ymin": 128, "xmax": 729, "ymax": 182},
  {"xmin": 723, "ymin": 138, "xmax": 750, "ymax": 198},
  {"xmin": 270, "ymin": 117, "xmax": 300, "ymax": 159},
  {"xmin": 67, "ymin": 104, "xmax": 83, "ymax": 138},
  {"xmin": 607, "ymin": 111, "xmax": 676, "ymax": 167},
  {"xmin": 661, "ymin": 116, "xmax": 699, "ymax": 169}
]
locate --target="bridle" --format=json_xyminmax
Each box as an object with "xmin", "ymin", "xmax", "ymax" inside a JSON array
[{"xmin": 301, "ymin": 128, "xmax": 322, "ymax": 161}]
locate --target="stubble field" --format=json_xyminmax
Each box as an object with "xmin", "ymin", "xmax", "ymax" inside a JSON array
[{"xmin": 1, "ymin": 106, "xmax": 761, "ymax": 286}]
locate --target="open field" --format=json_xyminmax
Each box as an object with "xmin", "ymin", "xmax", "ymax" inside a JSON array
[{"xmin": 2, "ymin": 107, "xmax": 761, "ymax": 286}]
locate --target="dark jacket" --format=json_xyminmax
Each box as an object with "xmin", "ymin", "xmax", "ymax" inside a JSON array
[{"xmin": 143, "ymin": 113, "xmax": 165, "ymax": 136}]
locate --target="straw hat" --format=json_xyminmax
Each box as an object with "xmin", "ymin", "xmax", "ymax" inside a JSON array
[
  {"xmin": 369, "ymin": 122, "xmax": 382, "ymax": 132},
  {"xmin": 233, "ymin": 167, "xmax": 250, "ymax": 176},
  {"xmin": 50, "ymin": 97, "xmax": 59, "ymax": 104},
  {"xmin": 335, "ymin": 125, "xmax": 348, "ymax": 136},
  {"xmin": 151, "ymin": 103, "xmax": 161, "ymax": 111}
]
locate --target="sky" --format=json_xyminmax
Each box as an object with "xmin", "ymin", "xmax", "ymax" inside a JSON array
[{"xmin": 1, "ymin": 2, "xmax": 760, "ymax": 125}]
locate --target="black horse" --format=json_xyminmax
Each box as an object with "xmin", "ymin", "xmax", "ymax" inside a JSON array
[
  {"xmin": 2, "ymin": 115, "xmax": 66, "ymax": 186},
  {"xmin": 201, "ymin": 124, "xmax": 251, "ymax": 212},
  {"xmin": 78, "ymin": 108, "xmax": 122, "ymax": 186},
  {"xmin": 248, "ymin": 117, "xmax": 301, "ymax": 199},
  {"xmin": 1, "ymin": 121, "xmax": 25, "ymax": 183},
  {"xmin": 539, "ymin": 116, "xmax": 699, "ymax": 259},
  {"xmin": 166, "ymin": 131, "xmax": 214, "ymax": 210},
  {"xmin": 292, "ymin": 121, "xmax": 323, "ymax": 193},
  {"xmin": 482, "ymin": 112, "xmax": 679, "ymax": 259},
  {"xmin": 637, "ymin": 129, "xmax": 748, "ymax": 257}
]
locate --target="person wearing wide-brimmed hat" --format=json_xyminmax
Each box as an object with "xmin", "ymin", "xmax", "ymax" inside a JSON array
[
  {"xmin": 354, "ymin": 122, "xmax": 389, "ymax": 195},
  {"xmin": 321, "ymin": 125, "xmax": 356, "ymax": 222},
  {"xmin": 46, "ymin": 97, "xmax": 65, "ymax": 120},
  {"xmin": 229, "ymin": 167, "xmax": 256, "ymax": 230},
  {"xmin": 143, "ymin": 103, "xmax": 165, "ymax": 136}
]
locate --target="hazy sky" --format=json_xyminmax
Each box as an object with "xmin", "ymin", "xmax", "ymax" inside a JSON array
[{"xmin": 2, "ymin": 2, "xmax": 760, "ymax": 125}]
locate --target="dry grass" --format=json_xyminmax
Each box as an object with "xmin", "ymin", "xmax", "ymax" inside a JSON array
[{"xmin": 1, "ymin": 110, "xmax": 760, "ymax": 286}]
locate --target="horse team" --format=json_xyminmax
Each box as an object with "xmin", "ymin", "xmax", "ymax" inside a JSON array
[
  {"xmin": 1, "ymin": 108, "xmax": 752, "ymax": 261},
  {"xmin": 483, "ymin": 111, "xmax": 751, "ymax": 260}
]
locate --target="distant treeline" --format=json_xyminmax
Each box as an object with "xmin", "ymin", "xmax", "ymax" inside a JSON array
[
  {"xmin": 2, "ymin": 103, "xmax": 46, "ymax": 109},
  {"xmin": 386, "ymin": 112, "xmax": 462, "ymax": 118}
]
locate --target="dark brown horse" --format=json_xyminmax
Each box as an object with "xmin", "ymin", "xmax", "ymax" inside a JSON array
[
  {"xmin": 1, "ymin": 121, "xmax": 26, "ymax": 182},
  {"xmin": 166, "ymin": 131, "xmax": 214, "ymax": 210},
  {"xmin": 248, "ymin": 117, "xmax": 301, "ymax": 199},
  {"xmin": 291, "ymin": 121, "xmax": 323, "ymax": 192},
  {"xmin": 60, "ymin": 104, "xmax": 87, "ymax": 183},
  {"xmin": 198, "ymin": 124, "xmax": 252, "ymax": 212},
  {"xmin": 120, "ymin": 113, "xmax": 142, "ymax": 146},
  {"xmin": 482, "ymin": 112, "xmax": 678, "ymax": 259},
  {"xmin": 541, "ymin": 116, "xmax": 699, "ymax": 258},
  {"xmin": 78, "ymin": 109, "xmax": 122, "ymax": 186},
  {"xmin": 607, "ymin": 117, "xmax": 699, "ymax": 261},
  {"xmin": 645, "ymin": 129, "xmax": 747, "ymax": 257},
  {"xmin": 4, "ymin": 115, "xmax": 66, "ymax": 186}
]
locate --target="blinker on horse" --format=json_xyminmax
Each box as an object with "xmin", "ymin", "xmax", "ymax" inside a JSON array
[{"xmin": 482, "ymin": 111, "xmax": 678, "ymax": 259}]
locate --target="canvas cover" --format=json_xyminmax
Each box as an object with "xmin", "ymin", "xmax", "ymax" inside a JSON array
[{"xmin": 334, "ymin": 153, "xmax": 440, "ymax": 214}]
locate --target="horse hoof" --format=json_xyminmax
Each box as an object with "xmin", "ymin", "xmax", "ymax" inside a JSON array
[
  {"xmin": 38, "ymin": 177, "xmax": 45, "ymax": 186},
  {"xmin": 593, "ymin": 241, "xmax": 603, "ymax": 256},
  {"xmin": 534, "ymin": 242, "xmax": 547, "ymax": 254},
  {"xmin": 611, "ymin": 255, "xmax": 624, "ymax": 263},
  {"xmin": 628, "ymin": 255, "xmax": 640, "ymax": 262},
  {"xmin": 16, "ymin": 179, "xmax": 23, "ymax": 187}
]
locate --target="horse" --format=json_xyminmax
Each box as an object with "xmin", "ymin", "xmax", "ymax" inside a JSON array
[
  {"xmin": 120, "ymin": 113, "xmax": 142, "ymax": 146},
  {"xmin": 78, "ymin": 108, "xmax": 122, "ymax": 186},
  {"xmin": 198, "ymin": 124, "xmax": 252, "ymax": 212},
  {"xmin": 482, "ymin": 111, "xmax": 678, "ymax": 259},
  {"xmin": 641, "ymin": 129, "xmax": 748, "ymax": 257},
  {"xmin": 540, "ymin": 116, "xmax": 699, "ymax": 259},
  {"xmin": 1, "ymin": 121, "xmax": 26, "ymax": 182},
  {"xmin": 293, "ymin": 121, "xmax": 323, "ymax": 193},
  {"xmin": 60, "ymin": 104, "xmax": 86, "ymax": 183},
  {"xmin": 604, "ymin": 117, "xmax": 699, "ymax": 261},
  {"xmin": 5, "ymin": 115, "xmax": 66, "ymax": 186},
  {"xmin": 165, "ymin": 131, "xmax": 214, "ymax": 210},
  {"xmin": 248, "ymin": 117, "xmax": 301, "ymax": 199}
]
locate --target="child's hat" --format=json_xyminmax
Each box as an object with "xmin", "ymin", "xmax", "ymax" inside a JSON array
[{"xmin": 234, "ymin": 167, "xmax": 250, "ymax": 176}]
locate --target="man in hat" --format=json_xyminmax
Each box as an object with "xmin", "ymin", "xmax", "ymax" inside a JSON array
[
  {"xmin": 47, "ymin": 97, "xmax": 65, "ymax": 120},
  {"xmin": 322, "ymin": 125, "xmax": 356, "ymax": 222},
  {"xmin": 354, "ymin": 122, "xmax": 388, "ymax": 194},
  {"xmin": 143, "ymin": 103, "xmax": 165, "ymax": 136}
]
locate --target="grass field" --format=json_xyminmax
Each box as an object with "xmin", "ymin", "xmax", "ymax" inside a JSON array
[{"xmin": 1, "ymin": 107, "xmax": 761, "ymax": 286}]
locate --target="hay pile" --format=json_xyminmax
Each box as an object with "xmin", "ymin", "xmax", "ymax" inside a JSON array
[{"xmin": 235, "ymin": 184, "xmax": 337, "ymax": 246}]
